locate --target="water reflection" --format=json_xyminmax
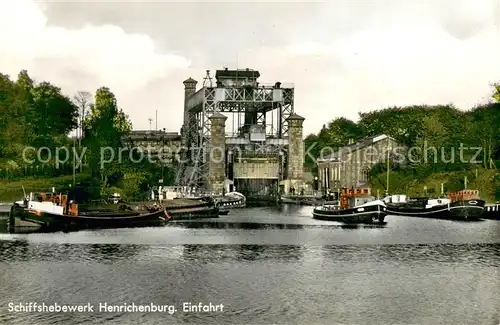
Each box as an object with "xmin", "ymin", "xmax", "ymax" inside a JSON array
[
  {"xmin": 168, "ymin": 221, "xmax": 386, "ymax": 230},
  {"xmin": 0, "ymin": 240, "xmax": 499, "ymax": 325},
  {"xmin": 0, "ymin": 240, "xmax": 313, "ymax": 264},
  {"xmin": 4, "ymin": 240, "xmax": 498, "ymax": 268},
  {"xmin": 0, "ymin": 241, "xmax": 145, "ymax": 263},
  {"xmin": 319, "ymin": 243, "xmax": 500, "ymax": 267},
  {"xmin": 181, "ymin": 244, "xmax": 305, "ymax": 262}
]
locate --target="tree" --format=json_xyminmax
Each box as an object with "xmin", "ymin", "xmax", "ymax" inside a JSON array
[
  {"xmin": 470, "ymin": 103, "xmax": 500, "ymax": 169},
  {"xmin": 30, "ymin": 81, "xmax": 78, "ymax": 147},
  {"xmin": 304, "ymin": 118, "xmax": 361, "ymax": 169},
  {"xmin": 84, "ymin": 87, "xmax": 132, "ymax": 181},
  {"xmin": 323, "ymin": 117, "xmax": 361, "ymax": 148},
  {"xmin": 73, "ymin": 91, "xmax": 92, "ymax": 145},
  {"xmin": 358, "ymin": 106, "xmax": 425, "ymax": 147},
  {"xmin": 0, "ymin": 72, "xmax": 35, "ymax": 161}
]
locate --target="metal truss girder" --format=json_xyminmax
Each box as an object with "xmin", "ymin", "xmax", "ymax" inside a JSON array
[
  {"xmin": 181, "ymin": 87, "xmax": 217, "ymax": 188},
  {"xmin": 254, "ymin": 88, "xmax": 273, "ymax": 101},
  {"xmin": 218, "ymin": 101, "xmax": 273, "ymax": 113},
  {"xmin": 279, "ymin": 89, "xmax": 295, "ymax": 136},
  {"xmin": 280, "ymin": 102, "xmax": 294, "ymax": 137},
  {"xmin": 226, "ymin": 143, "xmax": 287, "ymax": 156},
  {"xmin": 223, "ymin": 87, "xmax": 284, "ymax": 102},
  {"xmin": 256, "ymin": 111, "xmax": 266, "ymax": 126}
]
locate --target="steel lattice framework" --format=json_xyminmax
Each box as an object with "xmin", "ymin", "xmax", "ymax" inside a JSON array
[{"xmin": 177, "ymin": 83, "xmax": 295, "ymax": 189}]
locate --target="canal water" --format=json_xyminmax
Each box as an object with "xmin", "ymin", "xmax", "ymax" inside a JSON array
[{"xmin": 0, "ymin": 205, "xmax": 499, "ymax": 325}]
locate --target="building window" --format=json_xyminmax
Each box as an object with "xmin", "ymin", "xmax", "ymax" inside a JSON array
[{"xmin": 361, "ymin": 168, "xmax": 370, "ymax": 183}]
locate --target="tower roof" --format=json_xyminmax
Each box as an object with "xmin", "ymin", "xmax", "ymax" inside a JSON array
[
  {"xmin": 286, "ymin": 113, "xmax": 305, "ymax": 121},
  {"xmin": 209, "ymin": 112, "xmax": 227, "ymax": 120},
  {"xmin": 183, "ymin": 77, "xmax": 197, "ymax": 84},
  {"xmin": 215, "ymin": 68, "xmax": 260, "ymax": 80}
]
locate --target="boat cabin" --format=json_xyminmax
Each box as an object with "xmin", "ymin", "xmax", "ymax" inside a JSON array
[
  {"xmin": 383, "ymin": 195, "xmax": 407, "ymax": 204},
  {"xmin": 448, "ymin": 190, "xmax": 479, "ymax": 202},
  {"xmin": 339, "ymin": 187, "xmax": 372, "ymax": 209},
  {"xmin": 26, "ymin": 191, "xmax": 79, "ymax": 216},
  {"xmin": 425, "ymin": 198, "xmax": 450, "ymax": 209},
  {"xmin": 348, "ymin": 195, "xmax": 376, "ymax": 209}
]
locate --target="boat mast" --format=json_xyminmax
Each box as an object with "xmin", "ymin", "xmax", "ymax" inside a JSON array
[
  {"xmin": 386, "ymin": 145, "xmax": 390, "ymax": 196},
  {"xmin": 338, "ymin": 187, "xmax": 341, "ymax": 208},
  {"xmin": 72, "ymin": 135, "xmax": 76, "ymax": 188}
]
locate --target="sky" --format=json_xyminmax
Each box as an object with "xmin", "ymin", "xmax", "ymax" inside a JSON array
[{"xmin": 0, "ymin": 0, "xmax": 499, "ymax": 136}]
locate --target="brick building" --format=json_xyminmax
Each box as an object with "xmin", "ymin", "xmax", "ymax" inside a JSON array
[{"xmin": 316, "ymin": 134, "xmax": 401, "ymax": 193}]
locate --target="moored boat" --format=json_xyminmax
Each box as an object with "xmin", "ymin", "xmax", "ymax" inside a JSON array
[
  {"xmin": 483, "ymin": 203, "xmax": 500, "ymax": 220},
  {"xmin": 214, "ymin": 192, "xmax": 246, "ymax": 209},
  {"xmin": 384, "ymin": 190, "xmax": 485, "ymax": 221},
  {"xmin": 9, "ymin": 191, "xmax": 170, "ymax": 233},
  {"xmin": 312, "ymin": 188, "xmax": 387, "ymax": 224},
  {"xmin": 166, "ymin": 205, "xmax": 219, "ymax": 220}
]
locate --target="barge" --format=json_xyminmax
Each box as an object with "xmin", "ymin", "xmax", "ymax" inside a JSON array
[
  {"xmin": 8, "ymin": 191, "xmax": 169, "ymax": 233},
  {"xmin": 384, "ymin": 190, "xmax": 485, "ymax": 221},
  {"xmin": 312, "ymin": 188, "xmax": 386, "ymax": 224},
  {"xmin": 483, "ymin": 203, "xmax": 500, "ymax": 220}
]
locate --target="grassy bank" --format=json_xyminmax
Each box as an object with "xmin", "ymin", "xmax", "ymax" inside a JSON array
[
  {"xmin": 370, "ymin": 168, "xmax": 499, "ymax": 203},
  {"xmin": 0, "ymin": 174, "xmax": 91, "ymax": 202}
]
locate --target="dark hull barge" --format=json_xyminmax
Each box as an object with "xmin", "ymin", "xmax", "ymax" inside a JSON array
[
  {"xmin": 384, "ymin": 191, "xmax": 485, "ymax": 221},
  {"xmin": 386, "ymin": 200, "xmax": 485, "ymax": 221},
  {"xmin": 483, "ymin": 203, "xmax": 500, "ymax": 220},
  {"xmin": 312, "ymin": 188, "xmax": 387, "ymax": 224},
  {"xmin": 9, "ymin": 203, "xmax": 168, "ymax": 233},
  {"xmin": 312, "ymin": 203, "xmax": 386, "ymax": 224}
]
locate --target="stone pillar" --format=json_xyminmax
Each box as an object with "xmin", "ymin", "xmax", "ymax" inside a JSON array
[
  {"xmin": 209, "ymin": 112, "xmax": 227, "ymax": 194},
  {"xmin": 183, "ymin": 77, "xmax": 197, "ymax": 116},
  {"xmin": 286, "ymin": 113, "xmax": 305, "ymax": 180},
  {"xmin": 177, "ymin": 78, "xmax": 198, "ymax": 183},
  {"xmin": 182, "ymin": 78, "xmax": 197, "ymax": 134}
]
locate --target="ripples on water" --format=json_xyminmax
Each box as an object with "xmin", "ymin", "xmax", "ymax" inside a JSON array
[{"xmin": 0, "ymin": 206, "xmax": 499, "ymax": 325}]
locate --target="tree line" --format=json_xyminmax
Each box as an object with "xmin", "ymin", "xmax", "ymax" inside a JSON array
[{"xmin": 0, "ymin": 70, "xmax": 173, "ymax": 200}]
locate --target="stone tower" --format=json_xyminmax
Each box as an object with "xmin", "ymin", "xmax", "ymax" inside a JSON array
[
  {"xmin": 182, "ymin": 77, "xmax": 197, "ymax": 133},
  {"xmin": 208, "ymin": 112, "xmax": 227, "ymax": 194},
  {"xmin": 286, "ymin": 113, "xmax": 305, "ymax": 180},
  {"xmin": 181, "ymin": 77, "xmax": 197, "ymax": 167}
]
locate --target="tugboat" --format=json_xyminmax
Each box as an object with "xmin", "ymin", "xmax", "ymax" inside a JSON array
[
  {"xmin": 312, "ymin": 188, "xmax": 387, "ymax": 224},
  {"xmin": 384, "ymin": 190, "xmax": 485, "ymax": 221}
]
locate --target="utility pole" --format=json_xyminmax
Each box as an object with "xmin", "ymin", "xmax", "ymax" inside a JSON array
[
  {"xmin": 161, "ymin": 133, "xmax": 165, "ymax": 184},
  {"xmin": 386, "ymin": 146, "xmax": 390, "ymax": 196},
  {"xmin": 156, "ymin": 109, "xmax": 158, "ymax": 131},
  {"xmin": 72, "ymin": 136, "xmax": 76, "ymax": 187}
]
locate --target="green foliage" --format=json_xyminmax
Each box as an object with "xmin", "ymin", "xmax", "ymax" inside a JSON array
[
  {"xmin": 0, "ymin": 70, "xmax": 79, "ymax": 166},
  {"xmin": 83, "ymin": 87, "xmax": 132, "ymax": 179},
  {"xmin": 492, "ymin": 83, "xmax": 500, "ymax": 103},
  {"xmin": 82, "ymin": 86, "xmax": 170, "ymax": 200},
  {"xmin": 304, "ymin": 118, "xmax": 360, "ymax": 168},
  {"xmin": 369, "ymin": 168, "xmax": 499, "ymax": 202},
  {"xmin": 31, "ymin": 82, "xmax": 78, "ymax": 139},
  {"xmin": 0, "ymin": 70, "xmax": 168, "ymax": 202},
  {"xmin": 0, "ymin": 173, "xmax": 92, "ymax": 202}
]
